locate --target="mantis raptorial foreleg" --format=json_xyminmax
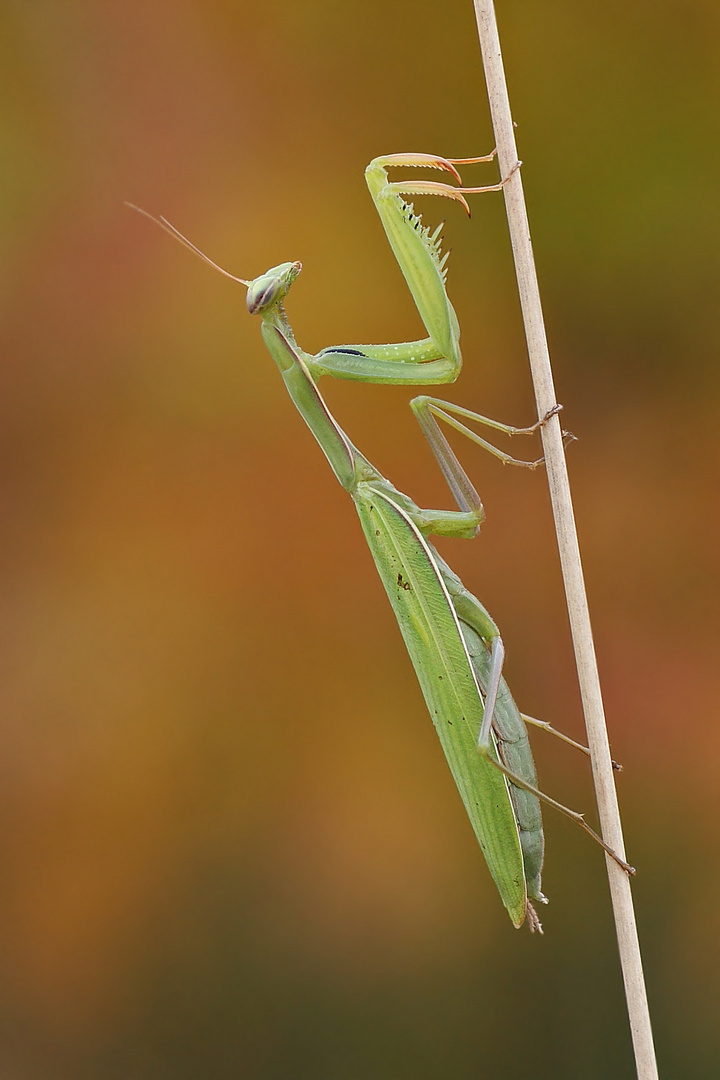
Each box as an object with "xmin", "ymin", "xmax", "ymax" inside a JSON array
[{"xmin": 309, "ymin": 152, "xmax": 520, "ymax": 386}]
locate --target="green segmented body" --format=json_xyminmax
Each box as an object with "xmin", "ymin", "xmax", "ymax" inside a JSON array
[
  {"xmin": 456, "ymin": 606, "xmax": 544, "ymax": 900},
  {"xmin": 354, "ymin": 480, "xmax": 541, "ymax": 925}
]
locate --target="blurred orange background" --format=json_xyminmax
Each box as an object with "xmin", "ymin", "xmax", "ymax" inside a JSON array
[{"xmin": 1, "ymin": 1, "xmax": 718, "ymax": 1076}]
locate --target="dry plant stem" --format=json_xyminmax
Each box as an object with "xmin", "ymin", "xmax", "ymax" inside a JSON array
[{"xmin": 471, "ymin": 3, "xmax": 659, "ymax": 1079}]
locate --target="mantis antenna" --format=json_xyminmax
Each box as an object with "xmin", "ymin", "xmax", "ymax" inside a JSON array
[{"xmin": 125, "ymin": 203, "xmax": 250, "ymax": 287}]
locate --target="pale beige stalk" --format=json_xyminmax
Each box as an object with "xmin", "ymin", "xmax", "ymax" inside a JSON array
[{"xmin": 471, "ymin": 3, "xmax": 659, "ymax": 1078}]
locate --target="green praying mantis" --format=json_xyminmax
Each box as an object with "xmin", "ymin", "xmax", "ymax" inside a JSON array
[{"xmin": 129, "ymin": 148, "xmax": 632, "ymax": 931}]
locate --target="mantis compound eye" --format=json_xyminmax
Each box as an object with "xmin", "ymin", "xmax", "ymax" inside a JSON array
[
  {"xmin": 245, "ymin": 276, "xmax": 278, "ymax": 314},
  {"xmin": 246, "ymin": 261, "xmax": 302, "ymax": 315}
]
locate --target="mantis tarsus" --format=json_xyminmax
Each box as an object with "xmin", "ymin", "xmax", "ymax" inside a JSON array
[{"xmin": 129, "ymin": 149, "xmax": 633, "ymax": 931}]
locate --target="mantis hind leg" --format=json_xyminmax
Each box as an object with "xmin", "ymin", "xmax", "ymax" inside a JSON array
[
  {"xmin": 477, "ymin": 745, "xmax": 636, "ymax": 875},
  {"xmin": 436, "ymin": 555, "xmax": 545, "ymax": 902},
  {"xmin": 437, "ymin": 554, "xmax": 632, "ymax": 877},
  {"xmin": 521, "ymin": 713, "xmax": 622, "ymax": 771}
]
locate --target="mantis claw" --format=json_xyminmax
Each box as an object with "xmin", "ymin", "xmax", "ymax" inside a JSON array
[
  {"xmin": 535, "ymin": 404, "xmax": 577, "ymax": 450},
  {"xmin": 380, "ymin": 156, "xmax": 521, "ymax": 218},
  {"xmin": 375, "ymin": 153, "xmax": 463, "ymax": 183},
  {"xmin": 455, "ymin": 158, "xmax": 521, "ymax": 195},
  {"xmin": 446, "ymin": 147, "xmax": 498, "ymax": 165},
  {"xmin": 386, "ymin": 180, "xmax": 472, "ymax": 215},
  {"xmin": 541, "ymin": 403, "xmax": 563, "ymax": 424}
]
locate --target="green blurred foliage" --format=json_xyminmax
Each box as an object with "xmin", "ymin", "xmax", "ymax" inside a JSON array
[{"xmin": 0, "ymin": 0, "xmax": 718, "ymax": 1076}]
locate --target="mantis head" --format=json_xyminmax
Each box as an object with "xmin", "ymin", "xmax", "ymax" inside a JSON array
[{"xmin": 245, "ymin": 262, "xmax": 302, "ymax": 315}]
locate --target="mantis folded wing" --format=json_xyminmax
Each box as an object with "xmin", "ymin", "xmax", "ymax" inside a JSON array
[{"xmin": 130, "ymin": 151, "xmax": 632, "ymax": 931}]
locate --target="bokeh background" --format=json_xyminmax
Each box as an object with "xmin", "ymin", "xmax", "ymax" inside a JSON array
[{"xmin": 1, "ymin": 1, "xmax": 718, "ymax": 1076}]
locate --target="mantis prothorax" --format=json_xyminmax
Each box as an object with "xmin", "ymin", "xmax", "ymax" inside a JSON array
[{"xmin": 129, "ymin": 150, "xmax": 632, "ymax": 931}]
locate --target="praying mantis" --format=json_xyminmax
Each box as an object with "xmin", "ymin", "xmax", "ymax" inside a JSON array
[{"xmin": 129, "ymin": 148, "xmax": 632, "ymax": 931}]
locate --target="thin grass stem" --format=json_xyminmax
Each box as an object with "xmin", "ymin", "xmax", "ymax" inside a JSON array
[{"xmin": 470, "ymin": 4, "xmax": 659, "ymax": 1078}]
